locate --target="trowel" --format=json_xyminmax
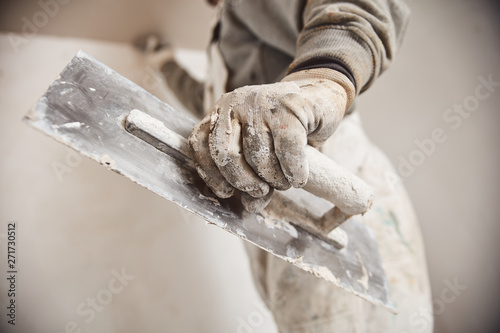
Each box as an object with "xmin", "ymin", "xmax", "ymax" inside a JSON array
[{"xmin": 24, "ymin": 51, "xmax": 394, "ymax": 311}]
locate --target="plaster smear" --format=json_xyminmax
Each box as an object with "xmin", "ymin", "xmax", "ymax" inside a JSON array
[
  {"xmin": 356, "ymin": 252, "xmax": 370, "ymax": 291},
  {"xmin": 256, "ymin": 213, "xmax": 298, "ymax": 238},
  {"xmin": 99, "ymin": 154, "xmax": 116, "ymax": 169},
  {"xmin": 52, "ymin": 122, "xmax": 84, "ymax": 130},
  {"xmin": 293, "ymin": 256, "xmax": 341, "ymax": 285},
  {"xmin": 198, "ymin": 193, "xmax": 221, "ymax": 206}
]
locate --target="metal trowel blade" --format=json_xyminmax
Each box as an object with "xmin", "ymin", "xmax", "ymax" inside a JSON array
[{"xmin": 24, "ymin": 51, "xmax": 394, "ymax": 312}]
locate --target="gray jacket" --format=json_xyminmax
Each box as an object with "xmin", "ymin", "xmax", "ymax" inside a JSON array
[
  {"xmin": 162, "ymin": 0, "xmax": 410, "ymax": 115},
  {"xmin": 218, "ymin": 0, "xmax": 410, "ymax": 93}
]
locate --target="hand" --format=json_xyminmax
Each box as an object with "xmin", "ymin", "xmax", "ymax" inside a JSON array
[{"xmin": 188, "ymin": 68, "xmax": 355, "ymax": 211}]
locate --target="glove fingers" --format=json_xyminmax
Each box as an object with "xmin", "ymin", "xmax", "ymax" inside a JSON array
[
  {"xmin": 271, "ymin": 114, "xmax": 309, "ymax": 188},
  {"xmin": 210, "ymin": 106, "xmax": 270, "ymax": 198},
  {"xmin": 242, "ymin": 123, "xmax": 291, "ymax": 191},
  {"xmin": 241, "ymin": 188, "xmax": 274, "ymax": 213},
  {"xmin": 188, "ymin": 117, "xmax": 234, "ymax": 198}
]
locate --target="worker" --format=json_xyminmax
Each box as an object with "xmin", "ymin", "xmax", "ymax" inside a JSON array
[{"xmin": 143, "ymin": 0, "xmax": 433, "ymax": 331}]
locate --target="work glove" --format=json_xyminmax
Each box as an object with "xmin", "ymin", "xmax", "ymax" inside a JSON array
[{"xmin": 188, "ymin": 68, "xmax": 355, "ymax": 211}]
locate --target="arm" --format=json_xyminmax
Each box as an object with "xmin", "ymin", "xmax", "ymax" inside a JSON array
[
  {"xmin": 290, "ymin": 0, "xmax": 410, "ymax": 94},
  {"xmin": 189, "ymin": 0, "xmax": 411, "ymax": 211}
]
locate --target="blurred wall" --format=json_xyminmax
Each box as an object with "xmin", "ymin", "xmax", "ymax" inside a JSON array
[
  {"xmin": 0, "ymin": 36, "xmax": 278, "ymax": 333},
  {"xmin": 0, "ymin": 0, "xmax": 213, "ymax": 49},
  {"xmin": 357, "ymin": 1, "xmax": 500, "ymax": 332},
  {"xmin": 1, "ymin": 0, "xmax": 499, "ymax": 332}
]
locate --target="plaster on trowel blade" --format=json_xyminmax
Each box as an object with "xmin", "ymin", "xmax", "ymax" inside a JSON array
[{"xmin": 23, "ymin": 51, "xmax": 394, "ymax": 312}]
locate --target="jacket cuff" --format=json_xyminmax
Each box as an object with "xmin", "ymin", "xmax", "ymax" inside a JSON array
[
  {"xmin": 287, "ymin": 56, "xmax": 357, "ymax": 93},
  {"xmin": 282, "ymin": 68, "xmax": 356, "ymax": 112},
  {"xmin": 288, "ymin": 28, "xmax": 375, "ymax": 93}
]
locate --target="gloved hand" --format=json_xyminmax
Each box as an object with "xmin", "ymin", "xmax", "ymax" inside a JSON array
[{"xmin": 188, "ymin": 68, "xmax": 355, "ymax": 211}]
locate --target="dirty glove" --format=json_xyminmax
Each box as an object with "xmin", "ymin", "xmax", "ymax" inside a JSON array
[{"xmin": 188, "ymin": 68, "xmax": 355, "ymax": 211}]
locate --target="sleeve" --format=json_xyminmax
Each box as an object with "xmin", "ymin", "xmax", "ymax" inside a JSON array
[{"xmin": 287, "ymin": 0, "xmax": 410, "ymax": 94}]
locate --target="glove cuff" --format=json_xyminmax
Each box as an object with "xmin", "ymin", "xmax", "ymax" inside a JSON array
[{"xmin": 282, "ymin": 68, "xmax": 356, "ymax": 112}]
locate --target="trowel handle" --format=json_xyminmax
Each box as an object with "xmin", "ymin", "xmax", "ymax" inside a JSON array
[
  {"xmin": 303, "ymin": 146, "xmax": 373, "ymax": 230},
  {"xmin": 125, "ymin": 110, "xmax": 373, "ymax": 230}
]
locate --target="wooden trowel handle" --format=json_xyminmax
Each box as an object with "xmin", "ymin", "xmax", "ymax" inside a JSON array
[
  {"xmin": 304, "ymin": 146, "xmax": 373, "ymax": 232},
  {"xmin": 125, "ymin": 109, "xmax": 373, "ymax": 232},
  {"xmin": 305, "ymin": 146, "xmax": 373, "ymax": 216}
]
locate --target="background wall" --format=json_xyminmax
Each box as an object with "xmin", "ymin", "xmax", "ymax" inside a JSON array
[
  {"xmin": 356, "ymin": 1, "xmax": 500, "ymax": 332},
  {"xmin": 0, "ymin": 0, "xmax": 499, "ymax": 332}
]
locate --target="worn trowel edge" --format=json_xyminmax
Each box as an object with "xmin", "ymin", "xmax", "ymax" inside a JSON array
[
  {"xmin": 23, "ymin": 50, "xmax": 396, "ymax": 313},
  {"xmin": 23, "ymin": 51, "xmax": 202, "ymax": 234}
]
